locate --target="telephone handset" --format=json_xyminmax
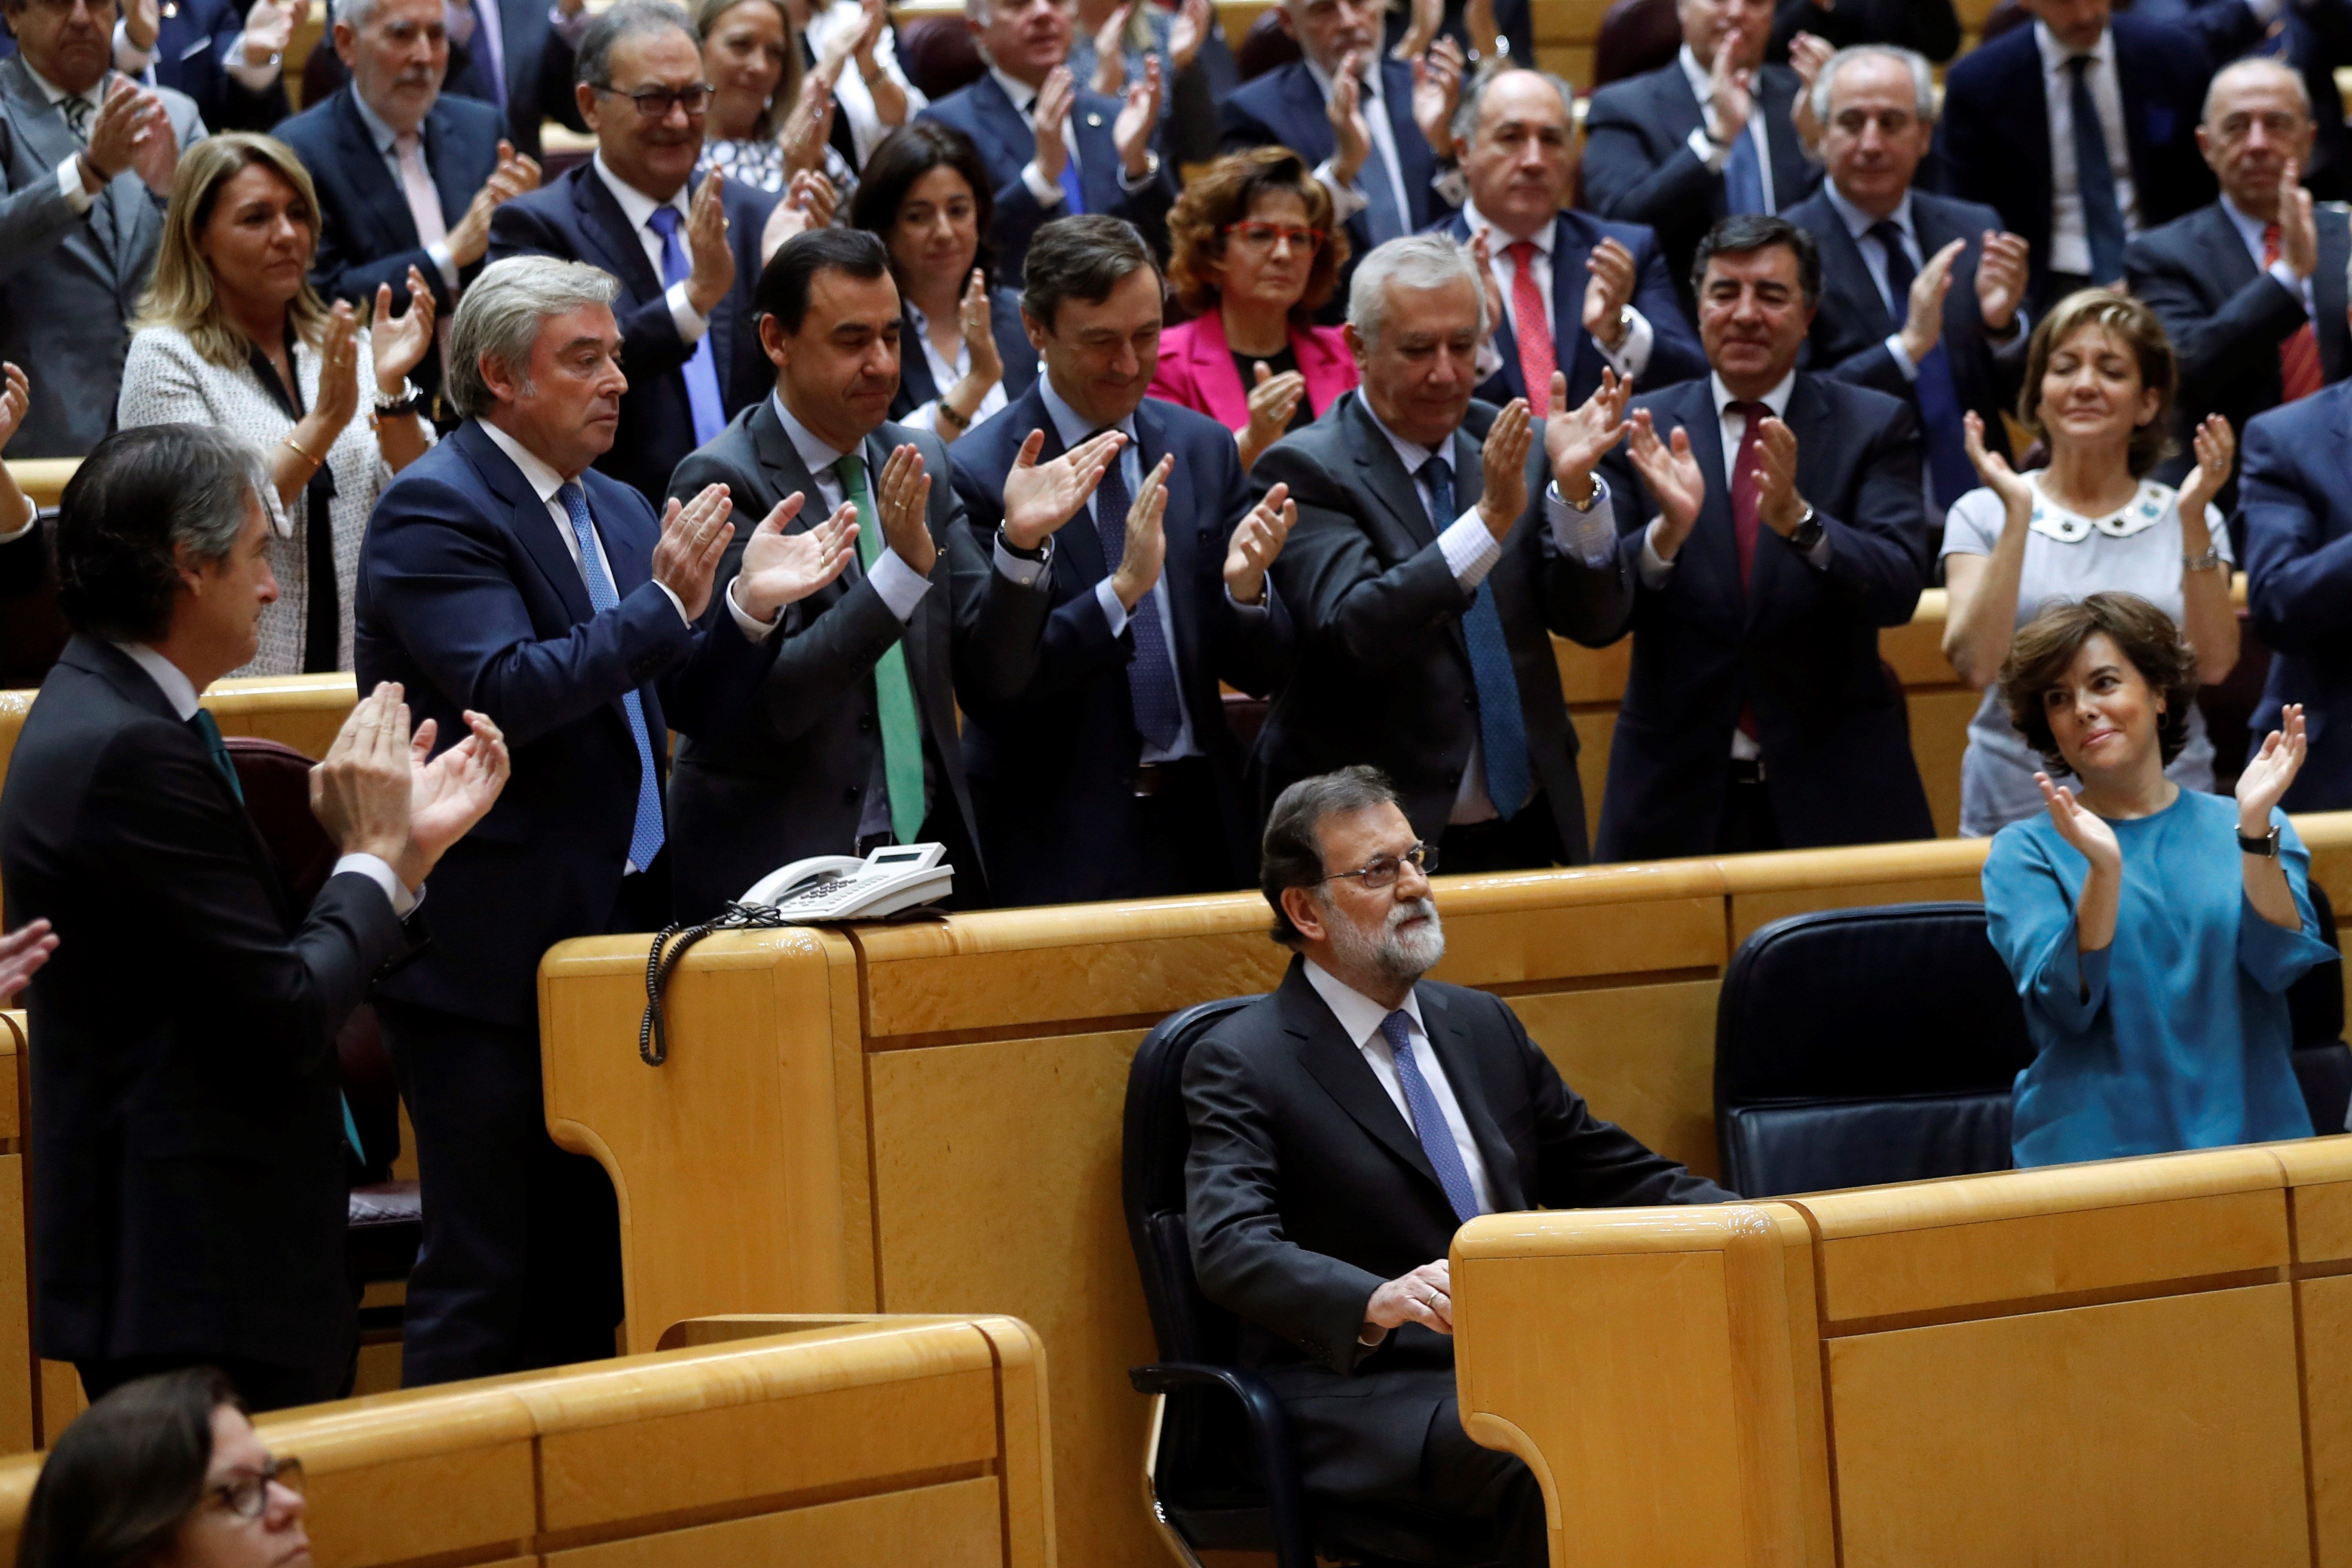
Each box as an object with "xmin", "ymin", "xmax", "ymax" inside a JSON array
[{"xmin": 739, "ymin": 842, "xmax": 954, "ymax": 922}]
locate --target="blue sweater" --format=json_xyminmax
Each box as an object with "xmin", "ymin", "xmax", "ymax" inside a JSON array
[{"xmin": 1984, "ymin": 787, "xmax": 2335, "ymax": 1166}]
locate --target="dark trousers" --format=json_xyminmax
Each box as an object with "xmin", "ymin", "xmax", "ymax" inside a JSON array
[
  {"xmin": 77, "ymin": 1350, "xmax": 349, "ymax": 1415},
  {"xmin": 1715, "ymin": 763, "xmax": 1784, "ymax": 855},
  {"xmin": 1439, "ymin": 793, "xmax": 1568, "ymax": 875},
  {"xmin": 1132, "ymin": 756, "xmax": 1241, "ymax": 898}
]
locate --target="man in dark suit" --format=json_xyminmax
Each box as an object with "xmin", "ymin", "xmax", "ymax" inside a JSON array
[
  {"xmin": 915, "ymin": 0, "xmax": 1173, "ymax": 282},
  {"xmin": 1439, "ymin": 66, "xmax": 1705, "ymax": 413},
  {"xmin": 950, "ymin": 214, "xmax": 1295, "ymax": 906},
  {"xmin": 1221, "ymin": 0, "xmax": 1458, "ymax": 296},
  {"xmin": 1934, "ymin": 0, "xmax": 2216, "ymax": 309},
  {"xmin": 1579, "ymin": 0, "xmax": 1820, "ymax": 318},
  {"xmin": 2, "ymin": 423, "xmax": 507, "ymax": 1410},
  {"xmin": 1784, "ymin": 44, "xmax": 2031, "ymax": 530},
  {"xmin": 487, "ymin": 0, "xmax": 779, "ymax": 506},
  {"xmin": 2126, "ymin": 56, "xmax": 2352, "ymax": 513},
  {"xmin": 1253, "ymin": 234, "xmax": 1637, "ymax": 871},
  {"xmin": 276, "ymin": 0, "xmax": 541, "ymax": 420},
  {"xmin": 1184, "ymin": 766, "xmax": 1733, "ymax": 1566},
  {"xmin": 438, "ymin": 0, "xmax": 591, "ymax": 161},
  {"xmin": 1592, "ymin": 214, "xmax": 1933, "ymax": 859},
  {"xmin": 2239, "ymin": 377, "xmax": 2352, "ymax": 806},
  {"xmin": 2139, "ymin": 0, "xmax": 2352, "ymax": 200},
  {"xmin": 357, "ymin": 254, "xmax": 850, "ymax": 1384},
  {"xmin": 108, "ymin": 0, "xmax": 290, "ymax": 133},
  {"xmin": 665, "ymin": 230, "xmax": 1079, "ymax": 919}
]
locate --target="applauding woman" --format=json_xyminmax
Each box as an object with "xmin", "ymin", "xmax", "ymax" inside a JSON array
[
  {"xmin": 1942, "ymin": 291, "xmax": 2240, "ymax": 836},
  {"xmin": 120, "ymin": 134, "xmax": 435, "ymax": 676},
  {"xmin": 1984, "ymin": 593, "xmax": 2336, "ymax": 1167}
]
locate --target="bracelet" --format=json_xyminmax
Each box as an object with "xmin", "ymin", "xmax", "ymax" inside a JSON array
[
  {"xmin": 861, "ymin": 64, "xmax": 887, "ymax": 85},
  {"xmin": 283, "ymin": 433, "xmax": 324, "ymax": 468},
  {"xmin": 935, "ymin": 400, "xmax": 971, "ymax": 433},
  {"xmin": 2183, "ymin": 547, "xmax": 2226, "ymax": 574}
]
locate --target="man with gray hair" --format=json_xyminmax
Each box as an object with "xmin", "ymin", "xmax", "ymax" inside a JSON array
[
  {"xmin": 1782, "ymin": 43, "xmax": 2030, "ymax": 527},
  {"xmin": 357, "ymin": 254, "xmax": 855, "ymax": 1384},
  {"xmin": 1181, "ymin": 764, "xmax": 1733, "ymax": 1564},
  {"xmin": 1250, "ymin": 232, "xmax": 1639, "ymax": 872}
]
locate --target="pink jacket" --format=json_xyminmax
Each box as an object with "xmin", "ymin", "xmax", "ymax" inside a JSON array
[{"xmin": 1148, "ymin": 310, "xmax": 1359, "ymax": 432}]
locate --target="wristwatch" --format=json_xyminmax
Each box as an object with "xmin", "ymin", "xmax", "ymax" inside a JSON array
[
  {"xmin": 2183, "ymin": 547, "xmax": 2226, "ymax": 574},
  {"xmin": 371, "ymin": 377, "xmax": 425, "ymax": 420},
  {"xmin": 2239, "ymin": 823, "xmax": 2282, "ymax": 858},
  {"xmin": 1787, "ymin": 502, "xmax": 1824, "ymax": 554}
]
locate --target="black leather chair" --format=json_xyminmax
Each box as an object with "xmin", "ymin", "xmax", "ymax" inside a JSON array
[
  {"xmin": 2289, "ymin": 882, "xmax": 2352, "ymax": 1134},
  {"xmin": 1122, "ymin": 998, "xmax": 1498, "ymax": 1568}
]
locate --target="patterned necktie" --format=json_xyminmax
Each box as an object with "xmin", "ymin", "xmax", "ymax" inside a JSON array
[
  {"xmin": 187, "ymin": 709, "xmax": 245, "ymax": 805},
  {"xmin": 1419, "ymin": 454, "xmax": 1531, "ymax": 818},
  {"xmin": 61, "ymin": 93, "xmax": 94, "ymax": 145},
  {"xmin": 1087, "ymin": 434, "xmax": 1186, "ymax": 752},
  {"xmin": 2065, "ymin": 55, "xmax": 2127, "ymax": 284},
  {"xmin": 1868, "ymin": 221, "xmax": 1975, "ymax": 510},
  {"xmin": 643, "ymin": 206, "xmax": 726, "ymax": 446},
  {"xmin": 832, "ymin": 453, "xmax": 927, "ymax": 844},
  {"xmin": 1505, "ymin": 240, "xmax": 1556, "ymax": 417},
  {"xmin": 2263, "ymin": 222, "xmax": 2327, "ymax": 402},
  {"xmin": 556, "ymin": 482, "xmax": 666, "ymax": 872},
  {"xmin": 1723, "ymin": 123, "xmax": 1768, "ymax": 216},
  {"xmin": 1379, "ymin": 1011, "xmax": 1482, "ymax": 1224}
]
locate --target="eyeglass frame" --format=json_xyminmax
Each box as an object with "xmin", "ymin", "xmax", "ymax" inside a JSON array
[
  {"xmin": 209, "ymin": 1455, "xmax": 303, "ymax": 1521},
  {"xmin": 588, "ymin": 80, "xmax": 714, "ymax": 118},
  {"xmin": 1219, "ymin": 220, "xmax": 1326, "ymax": 255},
  {"xmin": 1316, "ymin": 841, "xmax": 1436, "ymax": 891}
]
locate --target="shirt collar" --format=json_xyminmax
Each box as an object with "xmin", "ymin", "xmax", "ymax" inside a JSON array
[
  {"xmin": 989, "ymin": 63, "xmax": 1044, "ymax": 113},
  {"xmin": 1711, "ymin": 368, "xmax": 1796, "ymax": 420},
  {"xmin": 769, "ymin": 389, "xmax": 856, "ymax": 475},
  {"xmin": 2034, "ymin": 18, "xmax": 2112, "ymax": 73},
  {"xmin": 1461, "ymin": 196, "xmax": 1553, "ymax": 253},
  {"xmin": 475, "ymin": 416, "xmax": 572, "ymax": 498},
  {"xmin": 1303, "ymin": 54, "xmax": 1379, "ymax": 103},
  {"xmin": 1302, "ymin": 957, "xmax": 1428, "ymax": 1050},
  {"xmin": 111, "ymin": 640, "xmax": 201, "ymax": 720},
  {"xmin": 2219, "ymin": 190, "xmax": 2273, "ymax": 253},
  {"xmin": 1678, "ymin": 43, "xmax": 1712, "ymax": 106},
  {"xmin": 1038, "ymin": 372, "xmax": 1134, "ymax": 448},
  {"xmin": 1360, "ymin": 397, "xmax": 1447, "ymax": 476},
  {"xmin": 591, "ymin": 150, "xmax": 690, "ymax": 235},
  {"xmin": 1824, "ymin": 180, "xmax": 1912, "ymax": 242},
  {"xmin": 349, "ymin": 89, "xmax": 420, "ymax": 154},
  {"xmin": 23, "ymin": 59, "xmax": 101, "ymax": 113}
]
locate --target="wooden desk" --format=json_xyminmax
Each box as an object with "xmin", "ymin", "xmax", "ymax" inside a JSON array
[{"xmin": 1450, "ymin": 1138, "xmax": 2352, "ymax": 1567}]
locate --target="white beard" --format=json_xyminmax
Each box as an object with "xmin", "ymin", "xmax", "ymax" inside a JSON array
[{"xmin": 1323, "ymin": 894, "xmax": 1446, "ymax": 989}]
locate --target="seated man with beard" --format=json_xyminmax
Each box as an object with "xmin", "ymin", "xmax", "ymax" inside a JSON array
[{"xmin": 1178, "ymin": 766, "xmax": 1736, "ymax": 1565}]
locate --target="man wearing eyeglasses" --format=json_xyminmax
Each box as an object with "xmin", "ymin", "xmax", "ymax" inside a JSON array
[
  {"xmin": 1183, "ymin": 766, "xmax": 1734, "ymax": 1566},
  {"xmin": 486, "ymin": 0, "xmax": 782, "ymax": 505}
]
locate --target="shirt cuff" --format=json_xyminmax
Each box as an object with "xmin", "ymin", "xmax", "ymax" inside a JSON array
[
  {"xmin": 994, "ymin": 530, "xmax": 1054, "ymax": 586},
  {"xmin": 665, "ymin": 280, "xmax": 710, "ymax": 345},
  {"xmin": 1598, "ymin": 306, "xmax": 1654, "ymax": 380},
  {"xmin": 1094, "ymin": 575, "xmax": 1130, "ymax": 635},
  {"xmin": 653, "ymin": 577, "xmax": 690, "ymax": 626},
  {"xmin": 1438, "ymin": 505, "xmax": 1503, "ymax": 590},
  {"xmin": 866, "ymin": 545, "xmax": 933, "ymax": 622},
  {"xmin": 549, "ymin": 2, "xmax": 592, "ymax": 45},
  {"xmin": 1225, "ymin": 581, "xmax": 1271, "ymax": 618},
  {"xmin": 113, "ymin": 17, "xmax": 157, "ymax": 71},
  {"xmin": 1117, "ymin": 151, "xmax": 1159, "ymax": 192},
  {"xmin": 1799, "ymin": 524, "xmax": 1834, "ymax": 570},
  {"xmin": 1547, "ymin": 478, "xmax": 1617, "ymax": 567},
  {"xmin": 428, "ymin": 239, "xmax": 460, "ymax": 291},
  {"xmin": 55, "ymin": 155, "xmax": 96, "ymax": 215},
  {"xmin": 2268, "ymin": 257, "xmax": 2312, "ymax": 308},
  {"xmin": 0, "ymin": 494, "xmax": 36, "ymax": 539},
  {"xmin": 725, "ymin": 575, "xmax": 779, "ymax": 640},
  {"xmin": 333, "ymin": 852, "xmax": 419, "ymax": 917},
  {"xmin": 224, "ymin": 31, "xmax": 281, "ymax": 91},
  {"xmin": 1638, "ymin": 518, "xmax": 1678, "ymax": 587},
  {"xmin": 1882, "ymin": 332, "xmax": 1921, "ymax": 382},
  {"xmin": 1020, "ymin": 158, "xmax": 1064, "ymax": 207},
  {"xmin": 1687, "ymin": 124, "xmax": 1730, "ymax": 172},
  {"xmin": 1990, "ymin": 309, "xmax": 2031, "ymax": 361},
  {"xmin": 1313, "ymin": 159, "xmax": 1369, "ymax": 222}
]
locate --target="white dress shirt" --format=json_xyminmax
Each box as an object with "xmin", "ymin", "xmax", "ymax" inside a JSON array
[
  {"xmin": 112, "ymin": 16, "xmax": 279, "ymax": 95},
  {"xmin": 989, "ymin": 65, "xmax": 1155, "ymax": 209},
  {"xmin": 1459, "ymin": 197, "xmax": 1654, "ymax": 385},
  {"xmin": 591, "ymin": 153, "xmax": 711, "ymax": 348},
  {"xmin": 1303, "ymin": 55, "xmax": 1417, "ymax": 239},
  {"xmin": 2034, "ymin": 21, "xmax": 2139, "ymax": 276},
  {"xmin": 1678, "ymin": 44, "xmax": 1776, "ymax": 214},
  {"xmin": 475, "ymin": 418, "xmax": 693, "ymax": 630},
  {"xmin": 2220, "ymin": 191, "xmax": 2317, "ymax": 318},
  {"xmin": 1301, "ymin": 958, "xmax": 1495, "ymax": 1216},
  {"xmin": 901, "ymin": 299, "xmax": 1012, "ymax": 435},
  {"xmin": 112, "ymin": 640, "xmax": 417, "ymax": 914},
  {"xmin": 350, "ymin": 90, "xmax": 460, "ymax": 291},
  {"xmin": 24, "ymin": 61, "xmax": 105, "ymax": 217},
  {"xmin": 765, "ymin": 391, "xmax": 932, "ymax": 625}
]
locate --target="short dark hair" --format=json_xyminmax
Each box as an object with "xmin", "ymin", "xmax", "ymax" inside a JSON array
[
  {"xmin": 15, "ymin": 1368, "xmax": 241, "ymax": 1568},
  {"xmin": 55, "ymin": 425, "xmax": 266, "ymax": 645},
  {"xmin": 848, "ymin": 122, "xmax": 1000, "ymax": 286},
  {"xmin": 753, "ymin": 228, "xmax": 893, "ymax": 336},
  {"xmin": 576, "ymin": 0, "xmax": 696, "ymax": 88},
  {"xmin": 1690, "ymin": 214, "xmax": 1822, "ymax": 309},
  {"xmin": 1261, "ymin": 766, "xmax": 1403, "ymax": 949},
  {"xmin": 1020, "ymin": 214, "xmax": 1159, "ymax": 334},
  {"xmin": 1999, "ymin": 591, "xmax": 2200, "ymax": 772}
]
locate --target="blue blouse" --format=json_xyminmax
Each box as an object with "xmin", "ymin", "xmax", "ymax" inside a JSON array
[{"xmin": 1983, "ymin": 787, "xmax": 2335, "ymax": 1167}]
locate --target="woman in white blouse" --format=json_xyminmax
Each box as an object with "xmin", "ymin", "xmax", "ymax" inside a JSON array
[
  {"xmin": 695, "ymin": 0, "xmax": 916, "ymax": 202},
  {"xmin": 119, "ymin": 133, "xmax": 435, "ymax": 677},
  {"xmin": 1942, "ymin": 289, "xmax": 2240, "ymax": 837}
]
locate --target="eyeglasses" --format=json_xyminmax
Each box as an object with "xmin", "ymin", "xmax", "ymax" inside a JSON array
[
  {"xmin": 1221, "ymin": 221, "xmax": 1325, "ymax": 255},
  {"xmin": 591, "ymin": 81, "xmax": 712, "ymax": 118},
  {"xmin": 210, "ymin": 1456, "xmax": 303, "ymax": 1520},
  {"xmin": 1319, "ymin": 842, "xmax": 1436, "ymax": 891}
]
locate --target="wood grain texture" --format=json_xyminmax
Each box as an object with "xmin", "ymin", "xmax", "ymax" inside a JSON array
[
  {"xmin": 544, "ymin": 1475, "xmax": 1006, "ymax": 1568},
  {"xmin": 1509, "ymin": 980, "xmax": 1723, "ymax": 1177},
  {"xmin": 2300, "ymin": 1271, "xmax": 2352, "ymax": 1567}
]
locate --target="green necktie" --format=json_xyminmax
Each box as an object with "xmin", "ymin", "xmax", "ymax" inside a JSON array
[
  {"xmin": 187, "ymin": 708, "xmax": 245, "ymax": 805},
  {"xmin": 832, "ymin": 453, "xmax": 927, "ymax": 845}
]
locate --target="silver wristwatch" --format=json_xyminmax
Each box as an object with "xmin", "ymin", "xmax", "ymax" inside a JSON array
[{"xmin": 2183, "ymin": 547, "xmax": 2226, "ymax": 574}]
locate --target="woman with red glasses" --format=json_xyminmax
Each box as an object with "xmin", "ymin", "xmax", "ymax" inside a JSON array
[{"xmin": 1151, "ymin": 147, "xmax": 1358, "ymax": 471}]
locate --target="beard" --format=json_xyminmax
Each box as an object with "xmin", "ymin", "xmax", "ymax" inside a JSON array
[{"xmin": 1323, "ymin": 894, "xmax": 1446, "ymax": 989}]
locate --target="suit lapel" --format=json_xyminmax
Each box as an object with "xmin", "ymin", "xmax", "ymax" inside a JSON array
[
  {"xmin": 456, "ymin": 421, "xmax": 596, "ymax": 623},
  {"xmin": 1744, "ymin": 376, "xmax": 1818, "ymax": 630},
  {"xmin": 1663, "ymin": 380, "xmax": 1741, "ymax": 618},
  {"xmin": 1280, "ymin": 63, "xmax": 1332, "ymax": 158},
  {"xmin": 897, "ymin": 303, "xmax": 941, "ymax": 408},
  {"xmin": 1283, "ymin": 972, "xmax": 1448, "ymax": 1197},
  {"xmin": 1344, "ymin": 395, "xmax": 1442, "ymax": 550},
  {"xmin": 754, "ymin": 399, "xmax": 864, "ymax": 610},
  {"xmin": 1550, "ymin": 213, "xmax": 1602, "ymax": 393},
  {"xmin": 2194, "ymin": 202, "xmax": 2260, "ymax": 297},
  {"xmin": 1132, "ymin": 402, "xmax": 1203, "ymax": 689},
  {"xmin": 342, "ymin": 89, "xmax": 426, "ymax": 253},
  {"xmin": 1817, "ymin": 205, "xmax": 1895, "ymax": 334},
  {"xmin": 1414, "ymin": 985, "xmax": 1521, "ymax": 1210},
  {"xmin": 423, "ymin": 100, "xmax": 477, "ymax": 234},
  {"xmin": 2317, "ymin": 208, "xmax": 2352, "ymax": 380},
  {"xmin": 971, "ymin": 76, "xmax": 1039, "ymax": 179},
  {"xmin": 568, "ymin": 165, "xmax": 665, "ymax": 300}
]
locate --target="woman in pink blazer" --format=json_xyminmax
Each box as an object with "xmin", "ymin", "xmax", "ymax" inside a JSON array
[{"xmin": 1152, "ymin": 148, "xmax": 1359, "ymax": 471}]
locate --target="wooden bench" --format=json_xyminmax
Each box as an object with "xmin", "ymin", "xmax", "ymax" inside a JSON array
[{"xmin": 1451, "ymin": 1136, "xmax": 2352, "ymax": 1567}]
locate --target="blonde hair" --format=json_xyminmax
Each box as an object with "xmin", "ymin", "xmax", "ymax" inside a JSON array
[
  {"xmin": 2016, "ymin": 288, "xmax": 2179, "ymax": 478},
  {"xmin": 137, "ymin": 133, "xmax": 331, "ymax": 369},
  {"xmin": 693, "ymin": 0, "xmax": 803, "ymax": 144}
]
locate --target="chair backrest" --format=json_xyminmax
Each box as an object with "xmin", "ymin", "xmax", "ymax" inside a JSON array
[
  {"xmin": 1591, "ymin": 0, "xmax": 1680, "ymax": 87},
  {"xmin": 1715, "ymin": 902, "xmax": 2034, "ymax": 1197},
  {"xmin": 2289, "ymin": 881, "xmax": 2352, "ymax": 1133},
  {"xmin": 1236, "ymin": 10, "xmax": 1303, "ymax": 81},
  {"xmin": 897, "ymin": 16, "xmax": 986, "ymax": 102}
]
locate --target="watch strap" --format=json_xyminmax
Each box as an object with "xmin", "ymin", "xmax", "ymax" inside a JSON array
[{"xmin": 2239, "ymin": 824, "xmax": 2282, "ymax": 858}]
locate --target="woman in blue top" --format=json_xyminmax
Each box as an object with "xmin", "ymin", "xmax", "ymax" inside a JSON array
[{"xmin": 1983, "ymin": 590, "xmax": 2335, "ymax": 1166}]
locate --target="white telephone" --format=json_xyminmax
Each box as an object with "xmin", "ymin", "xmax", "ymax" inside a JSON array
[{"xmin": 738, "ymin": 842, "xmax": 955, "ymax": 923}]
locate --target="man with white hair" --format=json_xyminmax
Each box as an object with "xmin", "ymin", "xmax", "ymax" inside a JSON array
[
  {"xmin": 1250, "ymin": 232, "xmax": 1639, "ymax": 871},
  {"xmin": 276, "ymin": 0, "xmax": 542, "ymax": 423},
  {"xmin": 356, "ymin": 253, "xmax": 857, "ymax": 1384},
  {"xmin": 913, "ymin": 0, "xmax": 1172, "ymax": 280}
]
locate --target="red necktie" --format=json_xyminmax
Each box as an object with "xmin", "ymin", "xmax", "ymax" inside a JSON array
[
  {"xmin": 2263, "ymin": 223, "xmax": 2326, "ymax": 402},
  {"xmin": 1728, "ymin": 400, "xmax": 1768, "ymax": 741},
  {"xmin": 1507, "ymin": 240, "xmax": 1556, "ymax": 417}
]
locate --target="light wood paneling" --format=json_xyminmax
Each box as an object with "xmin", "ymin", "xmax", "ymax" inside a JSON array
[
  {"xmin": 1510, "ymin": 979, "xmax": 1723, "ymax": 1176},
  {"xmin": 0, "ymin": 462, "xmax": 70, "ymax": 511},
  {"xmin": 545, "ymin": 1476, "xmax": 1006, "ymax": 1568}
]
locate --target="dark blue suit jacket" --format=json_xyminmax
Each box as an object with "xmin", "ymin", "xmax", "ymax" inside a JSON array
[
  {"xmin": 2240, "ymin": 382, "xmax": 2352, "ymax": 807},
  {"xmin": 1592, "ymin": 373, "xmax": 1934, "ymax": 860},
  {"xmin": 1221, "ymin": 58, "xmax": 1444, "ymax": 273},
  {"xmin": 353, "ymin": 419, "xmax": 776, "ymax": 1027},
  {"xmin": 949, "ymin": 382, "xmax": 1290, "ymax": 904},
  {"xmin": 887, "ymin": 288, "xmax": 1038, "ymax": 425},
  {"xmin": 0, "ymin": 0, "xmax": 287, "ymax": 129},
  {"xmin": 1932, "ymin": 16, "xmax": 2216, "ymax": 309},
  {"xmin": 1436, "ymin": 208, "xmax": 1705, "ymax": 405},
  {"xmin": 439, "ymin": 0, "xmax": 587, "ymax": 161},
  {"xmin": 2138, "ymin": 0, "xmax": 2352, "ymax": 198},
  {"xmin": 487, "ymin": 161, "xmax": 778, "ymax": 507},
  {"xmin": 916, "ymin": 74, "xmax": 1178, "ymax": 281}
]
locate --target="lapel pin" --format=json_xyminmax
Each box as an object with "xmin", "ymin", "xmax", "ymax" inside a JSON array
[{"xmin": 1085, "ymin": 110, "xmax": 1102, "ymax": 127}]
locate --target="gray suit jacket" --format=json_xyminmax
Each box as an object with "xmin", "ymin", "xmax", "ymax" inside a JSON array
[
  {"xmin": 0, "ymin": 56, "xmax": 204, "ymax": 458},
  {"xmin": 662, "ymin": 399, "xmax": 1052, "ymax": 920}
]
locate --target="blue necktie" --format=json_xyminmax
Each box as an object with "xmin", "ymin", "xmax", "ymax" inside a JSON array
[
  {"xmin": 1357, "ymin": 112, "xmax": 1408, "ymax": 246},
  {"xmin": 1870, "ymin": 221, "xmax": 1976, "ymax": 511},
  {"xmin": 644, "ymin": 205, "xmax": 726, "ymax": 446},
  {"xmin": 1724, "ymin": 125, "xmax": 1768, "ymax": 216},
  {"xmin": 1380, "ymin": 1011, "xmax": 1482, "ymax": 1224},
  {"xmin": 1089, "ymin": 435, "xmax": 1186, "ymax": 752},
  {"xmin": 2065, "ymin": 55, "xmax": 2127, "ymax": 284},
  {"xmin": 1419, "ymin": 455, "xmax": 1531, "ymax": 820},
  {"xmin": 557, "ymin": 482, "xmax": 667, "ymax": 872},
  {"xmin": 1057, "ymin": 150, "xmax": 1087, "ymax": 215}
]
